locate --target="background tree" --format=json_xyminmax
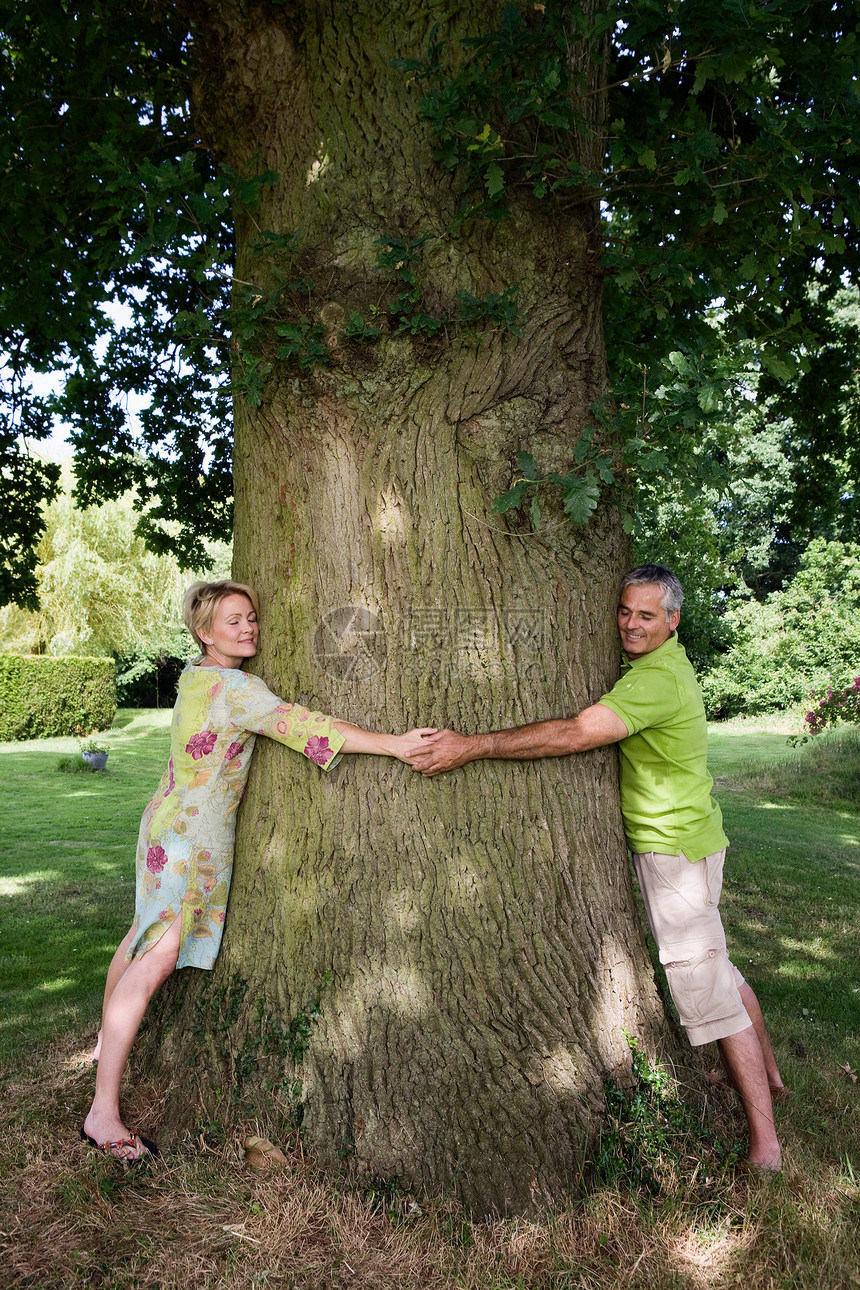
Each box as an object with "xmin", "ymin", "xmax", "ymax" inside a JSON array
[
  {"xmin": 701, "ymin": 538, "xmax": 860, "ymax": 718},
  {"xmin": 636, "ymin": 286, "xmax": 859, "ymax": 683},
  {"xmin": 1, "ymin": 0, "xmax": 858, "ymax": 1212},
  {"xmin": 0, "ymin": 473, "xmax": 231, "ymax": 702}
]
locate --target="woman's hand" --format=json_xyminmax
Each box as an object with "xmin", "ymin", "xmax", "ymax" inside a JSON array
[{"xmin": 390, "ymin": 727, "xmax": 438, "ymax": 763}]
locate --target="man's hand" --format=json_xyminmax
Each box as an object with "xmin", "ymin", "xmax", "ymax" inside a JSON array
[
  {"xmin": 406, "ymin": 704, "xmax": 628, "ymax": 777},
  {"xmin": 407, "ymin": 728, "xmax": 477, "ymax": 776}
]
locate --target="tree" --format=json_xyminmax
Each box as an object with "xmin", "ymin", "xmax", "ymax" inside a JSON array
[
  {"xmin": 701, "ymin": 538, "xmax": 860, "ymax": 718},
  {"xmin": 633, "ymin": 287, "xmax": 859, "ymax": 678},
  {"xmin": 1, "ymin": 0, "xmax": 858, "ymax": 1213},
  {"xmin": 0, "ymin": 476, "xmax": 231, "ymax": 702}
]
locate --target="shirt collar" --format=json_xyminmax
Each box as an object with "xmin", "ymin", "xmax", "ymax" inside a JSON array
[{"xmin": 621, "ymin": 630, "xmax": 680, "ymax": 667}]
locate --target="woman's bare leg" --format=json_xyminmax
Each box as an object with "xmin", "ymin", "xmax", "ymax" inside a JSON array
[
  {"xmin": 90, "ymin": 925, "xmax": 136, "ymax": 1062},
  {"xmin": 83, "ymin": 918, "xmax": 182, "ymax": 1159}
]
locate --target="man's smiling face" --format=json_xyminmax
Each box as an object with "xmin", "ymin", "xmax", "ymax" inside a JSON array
[{"xmin": 616, "ymin": 583, "xmax": 680, "ymax": 659}]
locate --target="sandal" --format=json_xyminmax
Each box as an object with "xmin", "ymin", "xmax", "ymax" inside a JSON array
[{"xmin": 80, "ymin": 1126, "xmax": 158, "ymax": 1160}]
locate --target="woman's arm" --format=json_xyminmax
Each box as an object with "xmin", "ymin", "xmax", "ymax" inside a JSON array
[{"xmin": 332, "ymin": 722, "xmax": 436, "ymax": 763}]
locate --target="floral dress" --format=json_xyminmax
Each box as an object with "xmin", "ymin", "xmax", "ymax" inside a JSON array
[{"xmin": 127, "ymin": 664, "xmax": 344, "ymax": 970}]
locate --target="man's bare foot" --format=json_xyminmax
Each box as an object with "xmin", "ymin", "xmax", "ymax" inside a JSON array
[{"xmin": 740, "ymin": 1154, "xmax": 782, "ymax": 1176}]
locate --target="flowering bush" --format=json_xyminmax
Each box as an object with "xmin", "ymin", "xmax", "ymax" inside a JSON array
[{"xmin": 803, "ymin": 676, "xmax": 860, "ymax": 736}]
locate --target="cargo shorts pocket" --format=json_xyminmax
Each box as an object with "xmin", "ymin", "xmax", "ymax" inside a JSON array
[
  {"xmin": 664, "ymin": 944, "xmax": 742, "ymax": 1028},
  {"xmin": 695, "ymin": 849, "xmax": 726, "ymax": 909}
]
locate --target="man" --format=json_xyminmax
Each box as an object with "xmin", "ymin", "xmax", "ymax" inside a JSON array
[{"xmin": 411, "ymin": 564, "xmax": 787, "ymax": 1172}]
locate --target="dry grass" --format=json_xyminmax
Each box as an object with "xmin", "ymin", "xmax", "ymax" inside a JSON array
[{"xmin": 2, "ymin": 1035, "xmax": 859, "ymax": 1290}]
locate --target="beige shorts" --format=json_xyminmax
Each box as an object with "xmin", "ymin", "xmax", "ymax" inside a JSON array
[{"xmin": 631, "ymin": 849, "xmax": 751, "ymax": 1046}]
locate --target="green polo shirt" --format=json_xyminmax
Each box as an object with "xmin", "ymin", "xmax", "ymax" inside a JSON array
[{"xmin": 598, "ymin": 634, "xmax": 727, "ymax": 861}]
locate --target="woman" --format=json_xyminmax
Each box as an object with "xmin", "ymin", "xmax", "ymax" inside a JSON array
[{"xmin": 82, "ymin": 580, "xmax": 432, "ymax": 1161}]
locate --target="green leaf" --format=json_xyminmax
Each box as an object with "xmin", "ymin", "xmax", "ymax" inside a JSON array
[
  {"xmin": 667, "ymin": 351, "xmax": 694, "ymax": 377},
  {"xmin": 759, "ymin": 350, "xmax": 795, "ymax": 381},
  {"xmin": 493, "ymin": 480, "xmax": 532, "ymax": 513},
  {"xmin": 486, "ymin": 160, "xmax": 505, "ymax": 199},
  {"xmin": 561, "ymin": 476, "xmax": 600, "ymax": 524},
  {"xmin": 697, "ymin": 385, "xmax": 720, "ymax": 414}
]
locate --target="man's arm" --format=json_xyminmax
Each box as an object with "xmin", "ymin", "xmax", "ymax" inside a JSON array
[{"xmin": 408, "ymin": 703, "xmax": 629, "ymax": 777}]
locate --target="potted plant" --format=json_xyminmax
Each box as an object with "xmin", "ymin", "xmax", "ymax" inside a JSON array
[{"xmin": 80, "ymin": 736, "xmax": 110, "ymax": 770}]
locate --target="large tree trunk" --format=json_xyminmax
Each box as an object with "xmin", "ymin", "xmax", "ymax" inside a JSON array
[{"xmin": 143, "ymin": 0, "xmax": 683, "ymax": 1214}]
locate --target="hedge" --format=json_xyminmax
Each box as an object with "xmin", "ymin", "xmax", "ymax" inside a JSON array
[{"xmin": 0, "ymin": 655, "xmax": 116, "ymax": 741}]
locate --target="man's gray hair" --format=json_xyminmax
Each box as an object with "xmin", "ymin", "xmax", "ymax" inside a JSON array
[{"xmin": 621, "ymin": 564, "xmax": 684, "ymax": 617}]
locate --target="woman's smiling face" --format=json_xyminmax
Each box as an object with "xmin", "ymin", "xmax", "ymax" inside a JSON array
[{"xmin": 200, "ymin": 593, "xmax": 259, "ymax": 668}]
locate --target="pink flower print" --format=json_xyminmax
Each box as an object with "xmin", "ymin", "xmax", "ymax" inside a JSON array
[
  {"xmin": 186, "ymin": 730, "xmax": 217, "ymax": 760},
  {"xmin": 225, "ymin": 741, "xmax": 245, "ymax": 761},
  {"xmin": 159, "ymin": 909, "xmax": 171, "ymax": 920},
  {"xmin": 304, "ymin": 735, "xmax": 333, "ymax": 765},
  {"xmin": 164, "ymin": 758, "xmax": 175, "ymax": 796},
  {"xmin": 275, "ymin": 704, "xmax": 295, "ymax": 715},
  {"xmin": 146, "ymin": 845, "xmax": 168, "ymax": 874},
  {"xmin": 216, "ymin": 911, "xmax": 226, "ymax": 923},
  {"xmin": 193, "ymin": 907, "xmax": 203, "ymax": 919}
]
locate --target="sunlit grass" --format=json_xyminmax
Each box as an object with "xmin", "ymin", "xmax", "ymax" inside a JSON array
[
  {"xmin": 0, "ymin": 708, "xmax": 172, "ymax": 1058},
  {"xmin": 0, "ymin": 712, "xmax": 858, "ymax": 1288}
]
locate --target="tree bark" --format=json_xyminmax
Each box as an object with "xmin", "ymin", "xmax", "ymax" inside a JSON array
[{"xmin": 143, "ymin": 0, "xmax": 683, "ymax": 1215}]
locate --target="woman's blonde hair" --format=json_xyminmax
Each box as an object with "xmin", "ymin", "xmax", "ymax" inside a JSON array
[{"xmin": 182, "ymin": 580, "xmax": 260, "ymax": 652}]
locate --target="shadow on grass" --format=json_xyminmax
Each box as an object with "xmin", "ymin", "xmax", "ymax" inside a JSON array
[{"xmin": 1, "ymin": 1027, "xmax": 859, "ymax": 1290}]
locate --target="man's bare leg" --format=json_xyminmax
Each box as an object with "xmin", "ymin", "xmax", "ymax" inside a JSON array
[
  {"xmin": 708, "ymin": 983, "xmax": 789, "ymax": 1101},
  {"xmin": 738, "ymin": 982, "xmax": 788, "ymax": 1096},
  {"xmin": 717, "ymin": 1024, "xmax": 781, "ymax": 1171}
]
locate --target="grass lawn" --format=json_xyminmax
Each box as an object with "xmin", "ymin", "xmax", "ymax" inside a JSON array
[
  {"xmin": 0, "ymin": 710, "xmax": 173, "ymax": 1060},
  {"xmin": 710, "ymin": 720, "xmax": 860, "ymax": 1113},
  {"xmin": 0, "ymin": 712, "xmax": 858, "ymax": 1289}
]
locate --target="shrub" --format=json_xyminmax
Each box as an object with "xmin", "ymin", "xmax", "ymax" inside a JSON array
[
  {"xmin": 115, "ymin": 647, "xmax": 192, "ymax": 707},
  {"xmin": 701, "ymin": 539, "xmax": 860, "ymax": 717},
  {"xmin": 0, "ymin": 655, "xmax": 116, "ymax": 741},
  {"xmin": 801, "ymin": 676, "xmax": 860, "ymax": 737}
]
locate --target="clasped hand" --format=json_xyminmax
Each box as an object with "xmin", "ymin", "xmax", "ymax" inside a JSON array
[{"xmin": 402, "ymin": 728, "xmax": 472, "ymax": 776}]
